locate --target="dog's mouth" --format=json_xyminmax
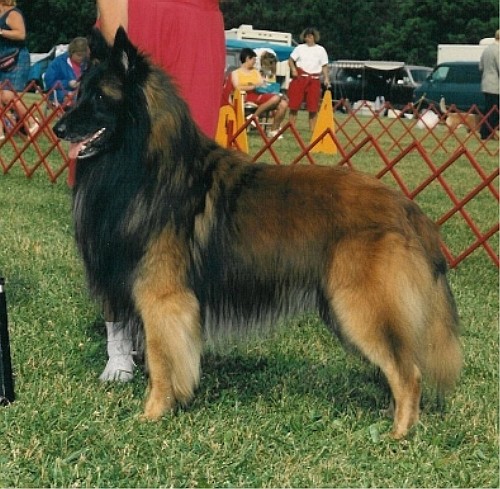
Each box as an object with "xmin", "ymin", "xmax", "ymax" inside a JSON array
[{"xmin": 67, "ymin": 128, "xmax": 107, "ymax": 160}]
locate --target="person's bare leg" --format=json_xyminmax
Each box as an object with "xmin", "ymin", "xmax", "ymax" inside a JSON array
[
  {"xmin": 308, "ymin": 112, "xmax": 318, "ymax": 131},
  {"xmin": 270, "ymin": 99, "xmax": 288, "ymax": 131},
  {"xmin": 2, "ymin": 89, "xmax": 39, "ymax": 134}
]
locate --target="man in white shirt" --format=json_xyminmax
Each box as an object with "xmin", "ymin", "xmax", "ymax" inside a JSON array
[{"xmin": 288, "ymin": 27, "xmax": 330, "ymax": 131}]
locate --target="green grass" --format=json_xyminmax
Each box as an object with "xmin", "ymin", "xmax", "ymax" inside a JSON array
[{"xmin": 0, "ymin": 112, "xmax": 498, "ymax": 487}]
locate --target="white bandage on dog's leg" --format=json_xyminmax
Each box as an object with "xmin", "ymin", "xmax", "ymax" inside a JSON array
[{"xmin": 99, "ymin": 321, "xmax": 135, "ymax": 382}]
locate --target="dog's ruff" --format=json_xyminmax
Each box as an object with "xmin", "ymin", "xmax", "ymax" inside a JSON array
[{"xmin": 53, "ymin": 28, "xmax": 462, "ymax": 439}]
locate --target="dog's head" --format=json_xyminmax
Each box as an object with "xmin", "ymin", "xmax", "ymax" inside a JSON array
[{"xmin": 53, "ymin": 27, "xmax": 151, "ymax": 160}]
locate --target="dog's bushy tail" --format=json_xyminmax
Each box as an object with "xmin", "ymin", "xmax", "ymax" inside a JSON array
[
  {"xmin": 422, "ymin": 272, "xmax": 462, "ymax": 404},
  {"xmin": 408, "ymin": 206, "xmax": 462, "ymax": 403}
]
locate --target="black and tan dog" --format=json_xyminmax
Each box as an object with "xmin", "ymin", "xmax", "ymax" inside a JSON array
[{"xmin": 53, "ymin": 28, "xmax": 462, "ymax": 439}]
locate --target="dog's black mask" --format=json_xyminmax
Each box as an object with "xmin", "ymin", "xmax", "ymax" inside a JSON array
[{"xmin": 53, "ymin": 27, "xmax": 149, "ymax": 160}]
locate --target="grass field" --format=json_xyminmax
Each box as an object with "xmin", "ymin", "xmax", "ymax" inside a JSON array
[{"xmin": 0, "ymin": 112, "xmax": 498, "ymax": 487}]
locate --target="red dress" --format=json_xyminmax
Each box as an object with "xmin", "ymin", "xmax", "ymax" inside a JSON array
[
  {"xmin": 127, "ymin": 0, "xmax": 225, "ymax": 138},
  {"xmin": 69, "ymin": 0, "xmax": 224, "ymax": 188}
]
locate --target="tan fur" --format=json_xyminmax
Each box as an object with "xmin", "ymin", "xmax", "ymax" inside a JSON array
[
  {"xmin": 133, "ymin": 228, "xmax": 202, "ymax": 419},
  {"xmin": 328, "ymin": 232, "xmax": 435, "ymax": 437},
  {"xmin": 446, "ymin": 113, "xmax": 481, "ymax": 133},
  {"xmin": 423, "ymin": 275, "xmax": 463, "ymax": 390},
  {"xmin": 134, "ymin": 164, "xmax": 461, "ymax": 438},
  {"xmin": 143, "ymin": 73, "xmax": 187, "ymax": 162},
  {"xmin": 100, "ymin": 80, "xmax": 123, "ymax": 101}
]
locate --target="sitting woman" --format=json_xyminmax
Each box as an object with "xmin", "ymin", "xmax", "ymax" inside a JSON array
[
  {"xmin": 0, "ymin": 0, "xmax": 38, "ymax": 140},
  {"xmin": 231, "ymin": 47, "xmax": 287, "ymax": 138},
  {"xmin": 44, "ymin": 37, "xmax": 89, "ymax": 107}
]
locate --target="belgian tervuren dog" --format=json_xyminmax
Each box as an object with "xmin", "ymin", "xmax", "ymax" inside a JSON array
[{"xmin": 53, "ymin": 28, "xmax": 461, "ymax": 439}]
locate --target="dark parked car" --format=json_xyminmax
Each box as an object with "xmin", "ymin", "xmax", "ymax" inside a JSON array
[
  {"xmin": 413, "ymin": 61, "xmax": 483, "ymax": 112},
  {"xmin": 328, "ymin": 60, "xmax": 432, "ymax": 109}
]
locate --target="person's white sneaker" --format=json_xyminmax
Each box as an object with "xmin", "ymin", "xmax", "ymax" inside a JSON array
[
  {"xmin": 246, "ymin": 114, "xmax": 257, "ymax": 128},
  {"xmin": 28, "ymin": 120, "xmax": 40, "ymax": 137},
  {"xmin": 267, "ymin": 129, "xmax": 283, "ymax": 139}
]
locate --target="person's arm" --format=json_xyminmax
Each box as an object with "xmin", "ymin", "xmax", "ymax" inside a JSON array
[
  {"xmin": 230, "ymin": 70, "xmax": 240, "ymax": 90},
  {"xmin": 0, "ymin": 10, "xmax": 26, "ymax": 41},
  {"xmin": 43, "ymin": 57, "xmax": 71, "ymax": 102},
  {"xmin": 288, "ymin": 46, "xmax": 300, "ymax": 78},
  {"xmin": 254, "ymin": 72, "xmax": 264, "ymax": 89},
  {"xmin": 288, "ymin": 57, "xmax": 298, "ymax": 78},
  {"xmin": 43, "ymin": 58, "xmax": 59, "ymax": 89},
  {"xmin": 97, "ymin": 0, "xmax": 128, "ymax": 44},
  {"xmin": 322, "ymin": 64, "xmax": 330, "ymax": 87}
]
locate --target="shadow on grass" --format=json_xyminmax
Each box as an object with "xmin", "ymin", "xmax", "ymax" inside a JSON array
[
  {"xmin": 192, "ymin": 351, "xmax": 390, "ymax": 416},
  {"xmin": 89, "ymin": 318, "xmax": 445, "ymax": 420}
]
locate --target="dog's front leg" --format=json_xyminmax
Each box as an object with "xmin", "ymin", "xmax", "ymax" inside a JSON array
[{"xmin": 136, "ymin": 288, "xmax": 202, "ymax": 420}]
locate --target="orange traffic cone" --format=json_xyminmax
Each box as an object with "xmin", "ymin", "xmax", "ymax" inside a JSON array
[
  {"xmin": 215, "ymin": 105, "xmax": 238, "ymax": 148},
  {"xmin": 310, "ymin": 90, "xmax": 337, "ymax": 154}
]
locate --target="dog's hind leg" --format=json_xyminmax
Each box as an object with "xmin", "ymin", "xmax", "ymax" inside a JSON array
[
  {"xmin": 331, "ymin": 294, "xmax": 422, "ymax": 438},
  {"xmin": 135, "ymin": 287, "xmax": 202, "ymax": 420},
  {"xmin": 327, "ymin": 234, "xmax": 429, "ymax": 438}
]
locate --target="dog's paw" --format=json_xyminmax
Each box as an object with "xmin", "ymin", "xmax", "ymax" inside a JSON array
[{"xmin": 142, "ymin": 394, "xmax": 175, "ymax": 421}]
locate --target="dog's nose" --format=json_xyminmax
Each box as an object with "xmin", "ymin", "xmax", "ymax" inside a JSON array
[{"xmin": 53, "ymin": 121, "xmax": 66, "ymax": 138}]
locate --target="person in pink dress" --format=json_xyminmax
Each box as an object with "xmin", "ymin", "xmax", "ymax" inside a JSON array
[
  {"xmin": 95, "ymin": 0, "xmax": 225, "ymax": 382},
  {"xmin": 98, "ymin": 0, "xmax": 225, "ymax": 138}
]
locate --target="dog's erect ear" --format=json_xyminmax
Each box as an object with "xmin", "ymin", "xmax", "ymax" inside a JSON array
[
  {"xmin": 111, "ymin": 26, "xmax": 140, "ymax": 75},
  {"xmin": 88, "ymin": 27, "xmax": 110, "ymax": 65}
]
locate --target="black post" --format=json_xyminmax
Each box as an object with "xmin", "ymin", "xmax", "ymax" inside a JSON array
[{"xmin": 0, "ymin": 277, "xmax": 15, "ymax": 405}]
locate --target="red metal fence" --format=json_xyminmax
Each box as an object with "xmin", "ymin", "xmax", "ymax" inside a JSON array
[
  {"xmin": 0, "ymin": 81, "xmax": 70, "ymax": 182},
  {"xmin": 1, "ymin": 84, "xmax": 498, "ymax": 269}
]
